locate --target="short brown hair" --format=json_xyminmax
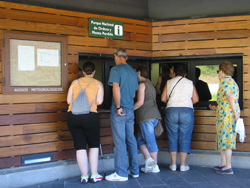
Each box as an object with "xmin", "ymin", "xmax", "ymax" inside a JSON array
[{"xmin": 219, "ymin": 61, "xmax": 234, "ymax": 76}]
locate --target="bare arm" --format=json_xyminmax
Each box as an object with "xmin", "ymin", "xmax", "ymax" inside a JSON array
[
  {"xmin": 161, "ymin": 82, "xmax": 168, "ymax": 103},
  {"xmin": 226, "ymin": 93, "xmax": 239, "ymax": 121},
  {"xmin": 66, "ymin": 80, "xmax": 78, "ymax": 105},
  {"xmin": 192, "ymin": 84, "xmax": 199, "ymax": 104},
  {"xmin": 209, "ymin": 104, "xmax": 216, "ymax": 110},
  {"xmin": 134, "ymin": 83, "xmax": 146, "ymax": 110},
  {"xmin": 96, "ymin": 80, "xmax": 104, "ymax": 105},
  {"xmin": 155, "ymin": 76, "xmax": 162, "ymax": 94},
  {"xmin": 113, "ymin": 82, "xmax": 126, "ymax": 116}
]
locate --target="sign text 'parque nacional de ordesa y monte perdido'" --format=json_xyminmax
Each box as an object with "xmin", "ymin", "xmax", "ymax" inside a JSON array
[{"xmin": 89, "ymin": 18, "xmax": 124, "ymax": 40}]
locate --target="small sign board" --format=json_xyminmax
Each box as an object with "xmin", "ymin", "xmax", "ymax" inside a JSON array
[{"xmin": 89, "ymin": 18, "xmax": 124, "ymax": 40}]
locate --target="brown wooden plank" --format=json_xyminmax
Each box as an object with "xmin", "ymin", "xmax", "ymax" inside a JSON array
[
  {"xmin": 0, "ymin": 61, "xmax": 2, "ymax": 71},
  {"xmin": 0, "ymin": 104, "xmax": 35, "ymax": 115},
  {"xmin": 0, "ymin": 156, "xmax": 21, "ymax": 169},
  {"xmin": 156, "ymin": 139, "xmax": 168, "ymax": 148},
  {"xmin": 131, "ymin": 33, "xmax": 151, "ymax": 43},
  {"xmin": 98, "ymin": 113, "xmax": 110, "ymax": 119},
  {"xmin": 153, "ymin": 21, "xmax": 249, "ymax": 35},
  {"xmin": 243, "ymin": 100, "xmax": 250, "ymax": 108},
  {"xmin": 193, "ymin": 125, "xmax": 216, "ymax": 133},
  {"xmin": 68, "ymin": 73, "xmax": 78, "ymax": 83},
  {"xmin": 0, "ymin": 1, "xmax": 150, "ymax": 26},
  {"xmin": 53, "ymin": 149, "xmax": 76, "ymax": 161},
  {"xmin": 158, "ymin": 30, "xmax": 250, "ymax": 43},
  {"xmin": 152, "ymin": 15, "xmax": 250, "ymax": 27},
  {"xmin": 236, "ymin": 143, "xmax": 250, "ymax": 151},
  {"xmin": 124, "ymin": 24, "xmax": 152, "ymax": 35},
  {"xmin": 191, "ymin": 141, "xmax": 215, "ymax": 150},
  {"xmin": 35, "ymin": 103, "xmax": 68, "ymax": 113},
  {"xmin": 216, "ymin": 47, "xmax": 249, "ymax": 55},
  {"xmin": 100, "ymin": 136, "xmax": 113, "ymax": 145},
  {"xmin": 107, "ymin": 40, "xmax": 151, "ymax": 51},
  {"xmin": 152, "ymin": 49, "xmax": 216, "ymax": 57},
  {"xmin": 68, "ymin": 45, "xmax": 151, "ymax": 57},
  {"xmin": 0, "ymin": 8, "xmax": 88, "ymax": 27},
  {"xmin": 194, "ymin": 117, "xmax": 216, "ymax": 125},
  {"xmin": 0, "ymin": 93, "xmax": 67, "ymax": 103},
  {"xmin": 68, "ymin": 45, "xmax": 114, "ymax": 55},
  {"xmin": 0, "ymin": 125, "xmax": 24, "ymax": 136},
  {"xmin": 99, "ymin": 119, "xmax": 111, "ymax": 127},
  {"xmin": 68, "ymin": 64, "xmax": 78, "ymax": 74},
  {"xmin": 153, "ymin": 38, "xmax": 249, "ymax": 51},
  {"xmin": 0, "ymin": 140, "xmax": 73, "ymax": 158},
  {"xmin": 0, "ymin": 19, "xmax": 87, "ymax": 36},
  {"xmin": 0, "ymin": 132, "xmax": 65, "ymax": 147},
  {"xmin": 0, "ymin": 112, "xmax": 67, "ymax": 126},
  {"xmin": 192, "ymin": 133, "xmax": 216, "ymax": 142},
  {"xmin": 241, "ymin": 109, "xmax": 250, "ymax": 117},
  {"xmin": 101, "ymin": 145, "xmax": 114, "ymax": 154},
  {"xmin": 23, "ymin": 122, "xmax": 68, "ymax": 134},
  {"xmin": 195, "ymin": 110, "xmax": 216, "ymax": 117},
  {"xmin": 68, "ymin": 36, "xmax": 108, "ymax": 47},
  {"xmin": 0, "ymin": 103, "xmax": 67, "ymax": 115},
  {"xmin": 68, "ymin": 55, "xmax": 78, "ymax": 64},
  {"xmin": 100, "ymin": 127, "xmax": 112, "ymax": 136}
]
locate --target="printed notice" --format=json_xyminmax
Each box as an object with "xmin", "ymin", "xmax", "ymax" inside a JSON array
[
  {"xmin": 37, "ymin": 49, "xmax": 59, "ymax": 67},
  {"xmin": 18, "ymin": 45, "xmax": 35, "ymax": 71}
]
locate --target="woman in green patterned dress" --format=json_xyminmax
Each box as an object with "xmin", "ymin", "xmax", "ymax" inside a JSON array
[{"xmin": 209, "ymin": 61, "xmax": 240, "ymax": 175}]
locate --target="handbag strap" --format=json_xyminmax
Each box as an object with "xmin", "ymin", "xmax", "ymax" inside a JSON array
[{"xmin": 166, "ymin": 77, "xmax": 183, "ymax": 104}]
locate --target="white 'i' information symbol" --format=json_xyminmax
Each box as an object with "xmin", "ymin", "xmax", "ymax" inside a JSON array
[{"xmin": 114, "ymin": 25, "xmax": 123, "ymax": 36}]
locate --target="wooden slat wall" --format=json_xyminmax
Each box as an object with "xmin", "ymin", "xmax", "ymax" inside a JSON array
[
  {"xmin": 0, "ymin": 1, "xmax": 152, "ymax": 169},
  {"xmin": 153, "ymin": 16, "xmax": 250, "ymax": 152}
]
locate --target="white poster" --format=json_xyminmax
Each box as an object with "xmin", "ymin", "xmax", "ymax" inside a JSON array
[
  {"xmin": 18, "ymin": 45, "xmax": 35, "ymax": 71},
  {"xmin": 37, "ymin": 49, "xmax": 59, "ymax": 67}
]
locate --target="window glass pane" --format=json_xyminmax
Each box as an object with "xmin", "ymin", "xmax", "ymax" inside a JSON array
[{"xmin": 196, "ymin": 65, "xmax": 219, "ymax": 101}]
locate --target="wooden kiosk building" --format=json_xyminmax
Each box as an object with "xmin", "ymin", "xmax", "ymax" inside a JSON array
[{"xmin": 0, "ymin": 1, "xmax": 249, "ymax": 171}]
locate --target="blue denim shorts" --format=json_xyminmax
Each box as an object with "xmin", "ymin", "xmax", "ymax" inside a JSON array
[
  {"xmin": 165, "ymin": 107, "xmax": 194, "ymax": 153},
  {"xmin": 137, "ymin": 118, "xmax": 159, "ymax": 153}
]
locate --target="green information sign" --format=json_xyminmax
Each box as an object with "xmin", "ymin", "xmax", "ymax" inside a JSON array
[{"xmin": 89, "ymin": 18, "xmax": 124, "ymax": 40}]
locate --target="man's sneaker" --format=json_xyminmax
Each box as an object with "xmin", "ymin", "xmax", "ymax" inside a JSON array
[
  {"xmin": 180, "ymin": 165, "xmax": 190, "ymax": 172},
  {"xmin": 169, "ymin": 164, "xmax": 177, "ymax": 171},
  {"xmin": 90, "ymin": 173, "xmax": 103, "ymax": 183},
  {"xmin": 105, "ymin": 172, "xmax": 128, "ymax": 181},
  {"xmin": 144, "ymin": 157, "xmax": 155, "ymax": 173},
  {"xmin": 80, "ymin": 176, "xmax": 89, "ymax": 184},
  {"xmin": 128, "ymin": 169, "xmax": 139, "ymax": 178},
  {"xmin": 141, "ymin": 165, "xmax": 160, "ymax": 173}
]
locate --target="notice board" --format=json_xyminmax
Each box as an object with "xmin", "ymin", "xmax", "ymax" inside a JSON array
[{"xmin": 2, "ymin": 32, "xmax": 68, "ymax": 94}]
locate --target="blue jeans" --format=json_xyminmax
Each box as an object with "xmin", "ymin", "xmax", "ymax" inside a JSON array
[
  {"xmin": 110, "ymin": 109, "xmax": 139, "ymax": 177},
  {"xmin": 165, "ymin": 107, "xmax": 194, "ymax": 153},
  {"xmin": 137, "ymin": 118, "xmax": 159, "ymax": 153}
]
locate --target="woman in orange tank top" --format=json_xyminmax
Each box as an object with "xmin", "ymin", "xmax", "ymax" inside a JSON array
[{"xmin": 67, "ymin": 61, "xmax": 104, "ymax": 184}]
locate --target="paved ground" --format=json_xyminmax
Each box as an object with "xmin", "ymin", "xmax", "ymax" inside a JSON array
[{"xmin": 25, "ymin": 165, "xmax": 250, "ymax": 188}]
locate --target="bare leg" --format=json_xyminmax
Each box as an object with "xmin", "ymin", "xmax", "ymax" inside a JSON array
[
  {"xmin": 180, "ymin": 152, "xmax": 187, "ymax": 166},
  {"xmin": 150, "ymin": 152, "xmax": 158, "ymax": 165},
  {"xmin": 220, "ymin": 150, "xmax": 226, "ymax": 166},
  {"xmin": 89, "ymin": 148, "xmax": 99, "ymax": 175},
  {"xmin": 76, "ymin": 150, "xmax": 88, "ymax": 176},
  {"xmin": 170, "ymin": 152, "xmax": 177, "ymax": 165},
  {"xmin": 223, "ymin": 149, "xmax": 232, "ymax": 170},
  {"xmin": 139, "ymin": 145, "xmax": 151, "ymax": 159},
  {"xmin": 139, "ymin": 145, "xmax": 158, "ymax": 165}
]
